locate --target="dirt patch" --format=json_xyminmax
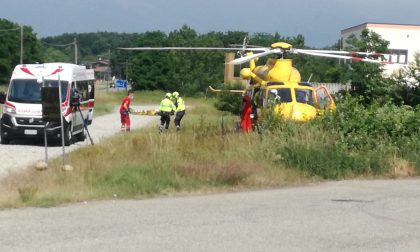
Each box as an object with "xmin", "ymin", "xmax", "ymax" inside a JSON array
[{"xmin": 176, "ymin": 160, "xmax": 255, "ymax": 186}]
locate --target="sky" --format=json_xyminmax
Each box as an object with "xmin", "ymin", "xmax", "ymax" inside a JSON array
[{"xmin": 1, "ymin": 0, "xmax": 420, "ymax": 48}]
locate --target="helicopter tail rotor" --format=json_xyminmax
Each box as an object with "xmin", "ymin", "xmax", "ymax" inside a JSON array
[{"xmin": 242, "ymin": 36, "xmax": 249, "ymax": 52}]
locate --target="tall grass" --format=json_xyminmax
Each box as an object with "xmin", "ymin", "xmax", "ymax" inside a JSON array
[
  {"xmin": 0, "ymin": 99, "xmax": 308, "ymax": 207},
  {"xmin": 0, "ymin": 95, "xmax": 418, "ymax": 208}
]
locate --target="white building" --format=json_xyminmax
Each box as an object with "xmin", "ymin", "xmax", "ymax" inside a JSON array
[{"xmin": 341, "ymin": 23, "xmax": 420, "ymax": 75}]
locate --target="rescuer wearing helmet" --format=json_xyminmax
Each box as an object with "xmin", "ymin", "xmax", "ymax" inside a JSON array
[
  {"xmin": 120, "ymin": 89, "xmax": 134, "ymax": 132},
  {"xmin": 172, "ymin": 91, "xmax": 186, "ymax": 132},
  {"xmin": 268, "ymin": 89, "xmax": 281, "ymax": 107},
  {"xmin": 159, "ymin": 93, "xmax": 175, "ymax": 132}
]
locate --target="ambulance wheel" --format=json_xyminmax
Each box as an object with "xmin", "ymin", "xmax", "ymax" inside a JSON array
[
  {"xmin": 1, "ymin": 136, "xmax": 10, "ymax": 145},
  {"xmin": 64, "ymin": 123, "xmax": 72, "ymax": 146},
  {"xmin": 75, "ymin": 126, "xmax": 86, "ymax": 142}
]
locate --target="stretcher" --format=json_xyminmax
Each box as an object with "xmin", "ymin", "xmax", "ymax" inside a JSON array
[{"xmin": 131, "ymin": 109, "xmax": 160, "ymax": 116}]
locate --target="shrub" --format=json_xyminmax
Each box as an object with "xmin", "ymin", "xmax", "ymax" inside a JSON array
[
  {"xmin": 319, "ymin": 95, "xmax": 420, "ymax": 150},
  {"xmin": 214, "ymin": 82, "xmax": 244, "ymax": 115},
  {"xmin": 278, "ymin": 143, "xmax": 387, "ymax": 179},
  {"xmin": 18, "ymin": 186, "xmax": 38, "ymax": 203}
]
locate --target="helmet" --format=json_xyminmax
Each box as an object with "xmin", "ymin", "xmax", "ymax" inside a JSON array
[
  {"xmin": 270, "ymin": 89, "xmax": 278, "ymax": 95},
  {"xmin": 172, "ymin": 91, "xmax": 179, "ymax": 98},
  {"xmin": 165, "ymin": 92, "xmax": 172, "ymax": 98}
]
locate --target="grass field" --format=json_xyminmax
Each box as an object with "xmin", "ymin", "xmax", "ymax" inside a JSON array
[
  {"xmin": 0, "ymin": 91, "xmax": 418, "ymax": 208},
  {"xmin": 94, "ymin": 89, "xmax": 165, "ymax": 116},
  {"xmin": 0, "ymin": 95, "xmax": 313, "ymax": 208}
]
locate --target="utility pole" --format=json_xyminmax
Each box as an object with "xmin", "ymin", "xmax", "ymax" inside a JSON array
[
  {"xmin": 224, "ymin": 53, "xmax": 235, "ymax": 84},
  {"xmin": 74, "ymin": 37, "xmax": 78, "ymax": 64},
  {"xmin": 20, "ymin": 25, "xmax": 23, "ymax": 64},
  {"xmin": 108, "ymin": 48, "xmax": 111, "ymax": 82}
]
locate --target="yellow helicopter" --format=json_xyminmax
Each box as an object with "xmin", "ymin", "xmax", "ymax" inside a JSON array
[
  {"xmin": 209, "ymin": 40, "xmax": 393, "ymax": 123},
  {"xmin": 220, "ymin": 42, "xmax": 337, "ymax": 122},
  {"xmin": 119, "ymin": 39, "xmax": 391, "ymax": 123}
]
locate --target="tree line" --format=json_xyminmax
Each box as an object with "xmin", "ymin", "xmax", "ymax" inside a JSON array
[
  {"xmin": 0, "ymin": 18, "xmax": 342, "ymax": 92},
  {"xmin": 42, "ymin": 26, "xmax": 315, "ymax": 95},
  {"xmin": 0, "ymin": 18, "xmax": 41, "ymax": 84}
]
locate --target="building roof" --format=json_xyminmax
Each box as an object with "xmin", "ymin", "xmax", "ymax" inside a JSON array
[
  {"xmin": 341, "ymin": 22, "xmax": 420, "ymax": 35},
  {"xmin": 92, "ymin": 60, "xmax": 110, "ymax": 66},
  {"xmin": 94, "ymin": 66, "xmax": 111, "ymax": 73}
]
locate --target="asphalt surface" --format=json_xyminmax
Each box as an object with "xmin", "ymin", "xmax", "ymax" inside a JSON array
[
  {"xmin": 0, "ymin": 105, "xmax": 158, "ymax": 177},
  {"xmin": 0, "ymin": 178, "xmax": 419, "ymax": 251}
]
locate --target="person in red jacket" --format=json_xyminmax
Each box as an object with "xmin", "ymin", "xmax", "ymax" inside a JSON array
[
  {"xmin": 241, "ymin": 94, "xmax": 252, "ymax": 133},
  {"xmin": 120, "ymin": 90, "xmax": 134, "ymax": 131}
]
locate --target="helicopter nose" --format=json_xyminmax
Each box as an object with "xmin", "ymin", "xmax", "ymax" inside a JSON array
[
  {"xmin": 290, "ymin": 104, "xmax": 316, "ymax": 122},
  {"xmin": 274, "ymin": 103, "xmax": 316, "ymax": 122}
]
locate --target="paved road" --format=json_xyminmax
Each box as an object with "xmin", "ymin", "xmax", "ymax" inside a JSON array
[
  {"xmin": 0, "ymin": 178, "xmax": 419, "ymax": 251},
  {"xmin": 0, "ymin": 105, "xmax": 159, "ymax": 177}
]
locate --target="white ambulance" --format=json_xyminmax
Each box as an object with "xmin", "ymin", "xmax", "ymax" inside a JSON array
[{"xmin": 0, "ymin": 63, "xmax": 95, "ymax": 145}]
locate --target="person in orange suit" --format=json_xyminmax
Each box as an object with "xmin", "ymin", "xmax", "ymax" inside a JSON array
[
  {"xmin": 120, "ymin": 90, "xmax": 134, "ymax": 131},
  {"xmin": 241, "ymin": 94, "xmax": 252, "ymax": 133}
]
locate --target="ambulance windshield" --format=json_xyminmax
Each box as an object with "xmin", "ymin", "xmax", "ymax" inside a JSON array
[{"xmin": 8, "ymin": 79, "xmax": 68, "ymax": 104}]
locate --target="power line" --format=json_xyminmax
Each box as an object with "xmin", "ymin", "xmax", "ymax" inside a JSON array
[
  {"xmin": 40, "ymin": 40, "xmax": 75, "ymax": 47},
  {"xmin": 40, "ymin": 39, "xmax": 78, "ymax": 64},
  {"xmin": 0, "ymin": 27, "xmax": 20, "ymax": 32}
]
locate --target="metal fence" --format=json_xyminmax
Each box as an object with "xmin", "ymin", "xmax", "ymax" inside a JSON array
[{"xmin": 311, "ymin": 83, "xmax": 352, "ymax": 94}]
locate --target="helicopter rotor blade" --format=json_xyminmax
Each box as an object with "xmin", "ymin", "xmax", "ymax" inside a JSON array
[
  {"xmin": 229, "ymin": 48, "xmax": 281, "ymax": 65},
  {"xmin": 229, "ymin": 44, "xmax": 266, "ymax": 48},
  {"xmin": 296, "ymin": 49, "xmax": 387, "ymax": 57},
  {"xmin": 295, "ymin": 50, "xmax": 392, "ymax": 64},
  {"xmin": 118, "ymin": 47, "xmax": 268, "ymax": 52}
]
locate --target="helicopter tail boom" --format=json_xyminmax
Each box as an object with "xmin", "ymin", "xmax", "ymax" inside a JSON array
[{"xmin": 208, "ymin": 86, "xmax": 244, "ymax": 93}]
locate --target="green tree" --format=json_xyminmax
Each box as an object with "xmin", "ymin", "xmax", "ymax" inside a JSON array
[
  {"xmin": 0, "ymin": 18, "xmax": 41, "ymax": 83},
  {"xmin": 41, "ymin": 32, "xmax": 144, "ymax": 78},
  {"xmin": 343, "ymin": 29, "xmax": 393, "ymax": 104},
  {"xmin": 128, "ymin": 31, "xmax": 170, "ymax": 90},
  {"xmin": 42, "ymin": 47, "xmax": 71, "ymax": 62},
  {"xmin": 392, "ymin": 52, "xmax": 420, "ymax": 106}
]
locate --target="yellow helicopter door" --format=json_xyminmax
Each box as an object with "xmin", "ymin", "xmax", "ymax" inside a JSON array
[{"xmin": 314, "ymin": 86, "xmax": 335, "ymax": 114}]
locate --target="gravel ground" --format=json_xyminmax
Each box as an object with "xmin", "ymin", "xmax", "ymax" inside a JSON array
[{"xmin": 0, "ymin": 105, "xmax": 159, "ymax": 177}]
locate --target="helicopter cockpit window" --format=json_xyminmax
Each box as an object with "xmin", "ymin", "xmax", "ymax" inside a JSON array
[
  {"xmin": 267, "ymin": 88, "xmax": 292, "ymax": 106},
  {"xmin": 277, "ymin": 89, "xmax": 292, "ymax": 102},
  {"xmin": 266, "ymin": 88, "xmax": 292, "ymax": 107},
  {"xmin": 295, "ymin": 89, "xmax": 314, "ymax": 106}
]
